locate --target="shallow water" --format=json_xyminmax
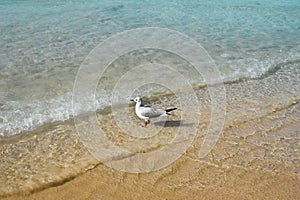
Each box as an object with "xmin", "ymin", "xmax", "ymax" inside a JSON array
[
  {"xmin": 0, "ymin": 61, "xmax": 299, "ymax": 197},
  {"xmin": 0, "ymin": 0, "xmax": 299, "ymax": 135},
  {"xmin": 0, "ymin": 1, "xmax": 299, "ymax": 197}
]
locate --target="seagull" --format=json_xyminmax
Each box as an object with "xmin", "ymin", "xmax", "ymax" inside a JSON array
[{"xmin": 131, "ymin": 96, "xmax": 177, "ymax": 126}]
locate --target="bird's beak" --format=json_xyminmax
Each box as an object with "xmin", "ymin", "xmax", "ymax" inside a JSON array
[{"xmin": 130, "ymin": 98, "xmax": 134, "ymax": 102}]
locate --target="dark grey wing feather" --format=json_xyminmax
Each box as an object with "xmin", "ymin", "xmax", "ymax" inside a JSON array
[{"xmin": 165, "ymin": 108, "xmax": 177, "ymax": 113}]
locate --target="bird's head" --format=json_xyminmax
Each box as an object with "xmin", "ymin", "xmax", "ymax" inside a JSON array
[{"xmin": 130, "ymin": 96, "xmax": 142, "ymax": 103}]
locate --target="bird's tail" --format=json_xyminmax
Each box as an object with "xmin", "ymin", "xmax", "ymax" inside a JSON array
[{"xmin": 165, "ymin": 108, "xmax": 177, "ymax": 114}]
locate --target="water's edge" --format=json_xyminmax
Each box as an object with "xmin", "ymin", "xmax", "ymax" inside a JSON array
[{"xmin": 0, "ymin": 61, "xmax": 299, "ymax": 198}]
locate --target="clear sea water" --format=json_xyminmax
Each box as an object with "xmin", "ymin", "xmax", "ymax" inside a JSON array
[{"xmin": 0, "ymin": 0, "xmax": 299, "ymax": 135}]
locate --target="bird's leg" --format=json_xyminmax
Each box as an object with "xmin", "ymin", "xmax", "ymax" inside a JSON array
[{"xmin": 144, "ymin": 119, "xmax": 150, "ymax": 127}]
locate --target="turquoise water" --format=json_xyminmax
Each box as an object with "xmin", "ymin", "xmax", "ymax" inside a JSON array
[{"xmin": 0, "ymin": 0, "xmax": 299, "ymax": 135}]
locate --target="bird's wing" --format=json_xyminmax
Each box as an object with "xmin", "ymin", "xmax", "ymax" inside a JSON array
[
  {"xmin": 141, "ymin": 104, "xmax": 151, "ymax": 107},
  {"xmin": 165, "ymin": 108, "xmax": 177, "ymax": 113},
  {"xmin": 140, "ymin": 107, "xmax": 166, "ymax": 118}
]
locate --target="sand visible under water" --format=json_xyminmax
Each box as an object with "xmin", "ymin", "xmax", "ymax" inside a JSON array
[{"xmin": 0, "ymin": 62, "xmax": 299, "ymax": 199}]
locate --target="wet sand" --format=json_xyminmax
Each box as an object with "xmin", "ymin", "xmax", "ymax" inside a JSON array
[{"xmin": 1, "ymin": 62, "xmax": 299, "ymax": 199}]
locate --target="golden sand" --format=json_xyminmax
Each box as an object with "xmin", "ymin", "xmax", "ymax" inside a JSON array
[{"xmin": 1, "ymin": 63, "xmax": 299, "ymax": 199}]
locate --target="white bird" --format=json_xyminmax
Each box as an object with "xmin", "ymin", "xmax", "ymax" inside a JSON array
[{"xmin": 131, "ymin": 96, "xmax": 177, "ymax": 126}]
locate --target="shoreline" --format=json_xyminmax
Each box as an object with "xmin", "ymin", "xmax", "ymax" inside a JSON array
[
  {"xmin": 2, "ymin": 58, "xmax": 299, "ymax": 138},
  {"xmin": 0, "ymin": 61, "xmax": 299, "ymax": 199}
]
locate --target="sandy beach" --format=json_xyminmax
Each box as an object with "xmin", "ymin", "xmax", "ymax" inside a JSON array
[
  {"xmin": 1, "ymin": 1, "xmax": 299, "ymax": 199},
  {"xmin": 1, "ymin": 62, "xmax": 299, "ymax": 199}
]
